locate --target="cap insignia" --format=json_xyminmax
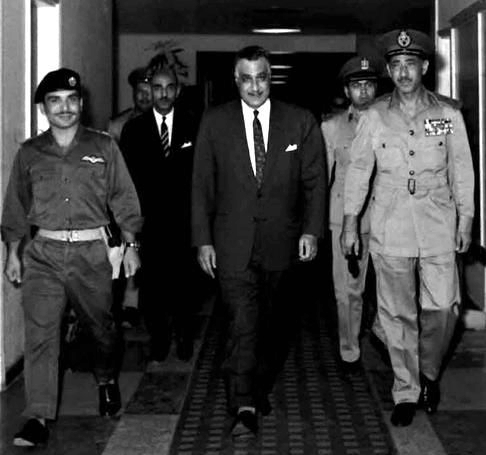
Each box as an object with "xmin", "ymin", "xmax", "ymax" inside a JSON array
[
  {"xmin": 360, "ymin": 58, "xmax": 369, "ymax": 70},
  {"xmin": 397, "ymin": 30, "xmax": 411, "ymax": 48},
  {"xmin": 68, "ymin": 76, "xmax": 77, "ymax": 87}
]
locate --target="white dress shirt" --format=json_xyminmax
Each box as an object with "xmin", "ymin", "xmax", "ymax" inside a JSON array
[
  {"xmin": 153, "ymin": 108, "xmax": 174, "ymax": 145},
  {"xmin": 241, "ymin": 99, "xmax": 270, "ymax": 175}
]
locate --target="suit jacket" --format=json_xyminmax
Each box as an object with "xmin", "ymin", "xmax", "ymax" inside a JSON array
[
  {"xmin": 120, "ymin": 106, "xmax": 198, "ymax": 248},
  {"xmin": 192, "ymin": 99, "xmax": 327, "ymax": 272}
]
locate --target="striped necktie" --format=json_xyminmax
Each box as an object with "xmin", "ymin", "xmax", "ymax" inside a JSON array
[
  {"xmin": 160, "ymin": 116, "xmax": 170, "ymax": 157},
  {"xmin": 253, "ymin": 109, "xmax": 266, "ymax": 188}
]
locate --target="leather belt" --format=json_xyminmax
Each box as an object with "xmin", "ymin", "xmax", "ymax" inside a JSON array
[{"xmin": 37, "ymin": 228, "xmax": 103, "ymax": 242}]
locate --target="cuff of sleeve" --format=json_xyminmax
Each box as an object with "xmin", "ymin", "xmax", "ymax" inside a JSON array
[
  {"xmin": 342, "ymin": 215, "xmax": 359, "ymax": 232},
  {"xmin": 458, "ymin": 215, "xmax": 473, "ymax": 233}
]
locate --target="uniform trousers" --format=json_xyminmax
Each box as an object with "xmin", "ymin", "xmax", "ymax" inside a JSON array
[
  {"xmin": 331, "ymin": 229, "xmax": 370, "ymax": 362},
  {"xmin": 21, "ymin": 237, "xmax": 118, "ymax": 419},
  {"xmin": 218, "ymin": 226, "xmax": 293, "ymax": 413},
  {"xmin": 371, "ymin": 252, "xmax": 459, "ymax": 404}
]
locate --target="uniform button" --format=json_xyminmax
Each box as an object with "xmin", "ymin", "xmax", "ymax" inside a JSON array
[
  {"xmin": 409, "ymin": 130, "xmax": 414, "ymax": 136},
  {"xmin": 409, "ymin": 150, "xmax": 415, "ymax": 156},
  {"xmin": 64, "ymin": 197, "xmax": 70, "ymax": 202},
  {"xmin": 409, "ymin": 170, "xmax": 415, "ymax": 176}
]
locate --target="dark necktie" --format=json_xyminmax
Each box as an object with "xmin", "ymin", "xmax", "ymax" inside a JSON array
[
  {"xmin": 160, "ymin": 116, "xmax": 170, "ymax": 157},
  {"xmin": 253, "ymin": 110, "xmax": 266, "ymax": 188}
]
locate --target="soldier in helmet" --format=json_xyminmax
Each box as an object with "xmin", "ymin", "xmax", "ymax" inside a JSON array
[
  {"xmin": 341, "ymin": 29, "xmax": 474, "ymax": 426},
  {"xmin": 321, "ymin": 56, "xmax": 384, "ymax": 374}
]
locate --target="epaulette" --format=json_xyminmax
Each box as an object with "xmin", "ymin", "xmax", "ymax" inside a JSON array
[
  {"xmin": 372, "ymin": 93, "xmax": 392, "ymax": 105},
  {"xmin": 85, "ymin": 126, "xmax": 111, "ymax": 137},
  {"xmin": 434, "ymin": 92, "xmax": 462, "ymax": 110}
]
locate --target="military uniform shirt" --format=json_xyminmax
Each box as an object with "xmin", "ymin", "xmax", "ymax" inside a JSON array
[
  {"xmin": 344, "ymin": 87, "xmax": 474, "ymax": 257},
  {"xmin": 321, "ymin": 105, "xmax": 371, "ymax": 232},
  {"xmin": 1, "ymin": 126, "xmax": 142, "ymax": 242}
]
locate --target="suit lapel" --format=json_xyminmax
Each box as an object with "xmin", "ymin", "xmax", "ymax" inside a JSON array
[
  {"xmin": 263, "ymin": 101, "xmax": 288, "ymax": 185},
  {"xmin": 146, "ymin": 111, "xmax": 164, "ymax": 154},
  {"xmin": 228, "ymin": 102, "xmax": 256, "ymax": 188}
]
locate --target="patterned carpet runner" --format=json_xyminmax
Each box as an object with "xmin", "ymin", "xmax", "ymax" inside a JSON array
[{"xmin": 170, "ymin": 303, "xmax": 393, "ymax": 455}]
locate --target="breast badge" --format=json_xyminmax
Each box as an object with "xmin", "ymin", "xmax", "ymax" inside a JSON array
[{"xmin": 424, "ymin": 118, "xmax": 453, "ymax": 136}]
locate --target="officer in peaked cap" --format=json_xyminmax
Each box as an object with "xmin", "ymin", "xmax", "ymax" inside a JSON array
[
  {"xmin": 342, "ymin": 28, "xmax": 474, "ymax": 427},
  {"xmin": 34, "ymin": 67, "xmax": 81, "ymax": 104},
  {"xmin": 128, "ymin": 66, "xmax": 151, "ymax": 88},
  {"xmin": 107, "ymin": 66, "xmax": 153, "ymax": 144},
  {"xmin": 380, "ymin": 28, "xmax": 434, "ymax": 60},
  {"xmin": 321, "ymin": 55, "xmax": 384, "ymax": 376},
  {"xmin": 338, "ymin": 55, "xmax": 380, "ymax": 83}
]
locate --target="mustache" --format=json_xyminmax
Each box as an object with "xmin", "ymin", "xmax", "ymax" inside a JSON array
[{"xmin": 397, "ymin": 77, "xmax": 412, "ymax": 83}]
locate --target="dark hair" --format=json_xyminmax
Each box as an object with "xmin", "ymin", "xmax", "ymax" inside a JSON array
[
  {"xmin": 234, "ymin": 46, "xmax": 271, "ymax": 70},
  {"xmin": 147, "ymin": 65, "xmax": 179, "ymax": 85}
]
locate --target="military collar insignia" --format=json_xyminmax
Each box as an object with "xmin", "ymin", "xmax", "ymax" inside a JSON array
[
  {"xmin": 360, "ymin": 58, "xmax": 369, "ymax": 70},
  {"xmin": 397, "ymin": 30, "xmax": 411, "ymax": 48},
  {"xmin": 68, "ymin": 76, "xmax": 77, "ymax": 87}
]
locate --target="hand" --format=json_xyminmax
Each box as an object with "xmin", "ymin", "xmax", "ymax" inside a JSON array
[
  {"xmin": 198, "ymin": 245, "xmax": 217, "ymax": 278},
  {"xmin": 456, "ymin": 229, "xmax": 472, "ymax": 254},
  {"xmin": 299, "ymin": 234, "xmax": 318, "ymax": 262},
  {"xmin": 5, "ymin": 252, "xmax": 22, "ymax": 285},
  {"xmin": 340, "ymin": 229, "xmax": 360, "ymax": 257},
  {"xmin": 123, "ymin": 247, "xmax": 141, "ymax": 278}
]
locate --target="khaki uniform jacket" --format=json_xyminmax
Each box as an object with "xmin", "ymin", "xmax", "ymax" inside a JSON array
[
  {"xmin": 344, "ymin": 87, "xmax": 474, "ymax": 257},
  {"xmin": 321, "ymin": 106, "xmax": 371, "ymax": 233}
]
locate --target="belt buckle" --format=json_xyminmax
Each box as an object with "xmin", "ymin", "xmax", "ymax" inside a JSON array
[{"xmin": 67, "ymin": 230, "xmax": 79, "ymax": 242}]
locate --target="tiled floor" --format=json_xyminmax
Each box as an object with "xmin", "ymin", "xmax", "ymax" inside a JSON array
[{"xmin": 1, "ymin": 289, "xmax": 485, "ymax": 454}]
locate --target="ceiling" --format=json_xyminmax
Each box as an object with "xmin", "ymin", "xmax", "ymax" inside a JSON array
[{"xmin": 115, "ymin": 0, "xmax": 433, "ymax": 35}]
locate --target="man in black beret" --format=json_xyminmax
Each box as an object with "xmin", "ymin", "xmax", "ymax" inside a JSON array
[
  {"xmin": 342, "ymin": 29, "xmax": 474, "ymax": 426},
  {"xmin": 2, "ymin": 68, "xmax": 142, "ymax": 447}
]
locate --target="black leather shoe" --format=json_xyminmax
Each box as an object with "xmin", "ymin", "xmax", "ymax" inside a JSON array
[
  {"xmin": 99, "ymin": 382, "xmax": 121, "ymax": 417},
  {"xmin": 341, "ymin": 359, "xmax": 361, "ymax": 375},
  {"xmin": 13, "ymin": 419, "xmax": 49, "ymax": 447},
  {"xmin": 390, "ymin": 403, "xmax": 416, "ymax": 427},
  {"xmin": 419, "ymin": 375, "xmax": 440, "ymax": 414},
  {"xmin": 231, "ymin": 410, "xmax": 258, "ymax": 438},
  {"xmin": 176, "ymin": 338, "xmax": 194, "ymax": 361}
]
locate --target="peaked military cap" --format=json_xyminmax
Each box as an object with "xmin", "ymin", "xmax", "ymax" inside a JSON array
[
  {"xmin": 128, "ymin": 67, "xmax": 151, "ymax": 87},
  {"xmin": 339, "ymin": 56, "xmax": 379, "ymax": 83},
  {"xmin": 34, "ymin": 68, "xmax": 81, "ymax": 103},
  {"xmin": 380, "ymin": 29, "xmax": 434, "ymax": 60}
]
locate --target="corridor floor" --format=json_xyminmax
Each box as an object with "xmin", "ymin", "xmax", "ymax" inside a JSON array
[{"xmin": 1, "ymin": 284, "xmax": 486, "ymax": 454}]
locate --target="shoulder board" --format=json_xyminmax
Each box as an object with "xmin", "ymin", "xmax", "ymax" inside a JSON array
[
  {"xmin": 434, "ymin": 92, "xmax": 462, "ymax": 110},
  {"xmin": 372, "ymin": 93, "xmax": 392, "ymax": 105}
]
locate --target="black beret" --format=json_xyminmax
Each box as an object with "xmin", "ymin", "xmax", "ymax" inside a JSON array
[
  {"xmin": 380, "ymin": 29, "xmax": 434, "ymax": 60},
  {"xmin": 339, "ymin": 56, "xmax": 379, "ymax": 83},
  {"xmin": 34, "ymin": 68, "xmax": 81, "ymax": 104},
  {"xmin": 128, "ymin": 67, "xmax": 151, "ymax": 88}
]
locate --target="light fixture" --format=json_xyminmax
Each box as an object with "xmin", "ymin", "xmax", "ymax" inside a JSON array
[
  {"xmin": 271, "ymin": 80, "xmax": 287, "ymax": 85},
  {"xmin": 271, "ymin": 64, "xmax": 292, "ymax": 69},
  {"xmin": 252, "ymin": 27, "xmax": 301, "ymax": 34}
]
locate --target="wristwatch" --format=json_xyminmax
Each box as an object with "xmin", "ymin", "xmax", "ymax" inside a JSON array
[{"xmin": 125, "ymin": 241, "xmax": 140, "ymax": 251}]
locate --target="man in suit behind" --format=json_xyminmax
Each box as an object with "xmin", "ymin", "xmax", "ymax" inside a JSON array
[
  {"xmin": 192, "ymin": 45, "xmax": 327, "ymax": 437},
  {"xmin": 120, "ymin": 63, "xmax": 199, "ymax": 364}
]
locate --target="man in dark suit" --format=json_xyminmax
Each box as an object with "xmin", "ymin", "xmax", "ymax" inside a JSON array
[
  {"xmin": 192, "ymin": 45, "xmax": 326, "ymax": 437},
  {"xmin": 120, "ymin": 64, "xmax": 199, "ymax": 364}
]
